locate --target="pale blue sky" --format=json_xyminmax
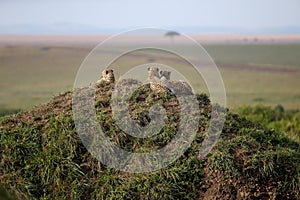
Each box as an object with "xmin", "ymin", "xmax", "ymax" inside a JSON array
[{"xmin": 1, "ymin": 0, "xmax": 300, "ymax": 33}]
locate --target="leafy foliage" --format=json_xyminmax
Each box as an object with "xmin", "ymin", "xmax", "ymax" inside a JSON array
[
  {"xmin": 0, "ymin": 108, "xmax": 22, "ymax": 117},
  {"xmin": 237, "ymin": 104, "xmax": 300, "ymax": 142}
]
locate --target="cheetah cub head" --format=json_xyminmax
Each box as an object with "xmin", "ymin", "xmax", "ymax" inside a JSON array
[
  {"xmin": 97, "ymin": 69, "xmax": 115, "ymax": 84},
  {"xmin": 159, "ymin": 70, "xmax": 171, "ymax": 80},
  {"xmin": 147, "ymin": 66, "xmax": 160, "ymax": 81}
]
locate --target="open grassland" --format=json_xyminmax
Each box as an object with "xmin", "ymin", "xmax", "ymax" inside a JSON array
[
  {"xmin": 0, "ymin": 43, "xmax": 300, "ymax": 113},
  {"xmin": 0, "ymin": 37, "xmax": 300, "ymax": 199}
]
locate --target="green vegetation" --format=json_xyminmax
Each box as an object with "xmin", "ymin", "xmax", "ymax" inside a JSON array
[
  {"xmin": 0, "ymin": 45, "xmax": 86, "ymax": 110},
  {"xmin": 237, "ymin": 104, "xmax": 300, "ymax": 142},
  {"xmin": 0, "ymin": 108, "xmax": 22, "ymax": 117},
  {"xmin": 205, "ymin": 44, "xmax": 300, "ymax": 67},
  {"xmin": 0, "ymin": 81, "xmax": 299, "ymax": 199}
]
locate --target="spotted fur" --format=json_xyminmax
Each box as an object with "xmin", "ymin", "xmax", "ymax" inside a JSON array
[
  {"xmin": 97, "ymin": 69, "xmax": 115, "ymax": 84},
  {"xmin": 147, "ymin": 66, "xmax": 168, "ymax": 94},
  {"xmin": 174, "ymin": 80, "xmax": 193, "ymax": 95},
  {"xmin": 147, "ymin": 66, "xmax": 160, "ymax": 82},
  {"xmin": 159, "ymin": 70, "xmax": 193, "ymax": 95}
]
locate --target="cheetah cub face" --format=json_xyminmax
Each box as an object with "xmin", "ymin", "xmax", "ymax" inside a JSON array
[
  {"xmin": 97, "ymin": 69, "xmax": 115, "ymax": 84},
  {"xmin": 147, "ymin": 66, "xmax": 160, "ymax": 81},
  {"xmin": 159, "ymin": 70, "xmax": 171, "ymax": 81},
  {"xmin": 147, "ymin": 66, "xmax": 169, "ymax": 93}
]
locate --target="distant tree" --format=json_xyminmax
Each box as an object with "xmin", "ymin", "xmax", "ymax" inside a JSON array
[{"xmin": 165, "ymin": 31, "xmax": 180, "ymax": 43}]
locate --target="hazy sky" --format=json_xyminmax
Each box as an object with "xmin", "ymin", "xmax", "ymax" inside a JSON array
[{"xmin": 1, "ymin": 0, "xmax": 300, "ymax": 33}]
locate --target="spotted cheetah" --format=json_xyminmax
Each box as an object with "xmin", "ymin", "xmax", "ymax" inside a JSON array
[
  {"xmin": 159, "ymin": 69, "xmax": 193, "ymax": 96},
  {"xmin": 172, "ymin": 80, "xmax": 193, "ymax": 95},
  {"xmin": 147, "ymin": 66, "xmax": 169, "ymax": 94},
  {"xmin": 147, "ymin": 66, "xmax": 160, "ymax": 82},
  {"xmin": 97, "ymin": 69, "xmax": 115, "ymax": 84}
]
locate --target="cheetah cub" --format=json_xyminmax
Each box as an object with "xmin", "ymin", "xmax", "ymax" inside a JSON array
[
  {"xmin": 160, "ymin": 70, "xmax": 171, "ymax": 81},
  {"xmin": 159, "ymin": 69, "xmax": 193, "ymax": 95},
  {"xmin": 97, "ymin": 69, "xmax": 115, "ymax": 84},
  {"xmin": 147, "ymin": 66, "xmax": 169, "ymax": 94}
]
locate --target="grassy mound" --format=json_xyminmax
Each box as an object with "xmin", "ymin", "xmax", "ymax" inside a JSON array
[{"xmin": 0, "ymin": 81, "xmax": 299, "ymax": 200}]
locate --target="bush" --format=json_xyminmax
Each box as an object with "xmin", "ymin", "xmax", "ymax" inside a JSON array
[
  {"xmin": 237, "ymin": 104, "xmax": 300, "ymax": 142},
  {"xmin": 0, "ymin": 108, "xmax": 22, "ymax": 117}
]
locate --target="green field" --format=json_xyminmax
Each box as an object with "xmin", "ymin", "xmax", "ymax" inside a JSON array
[{"xmin": 0, "ymin": 44, "xmax": 300, "ymax": 112}]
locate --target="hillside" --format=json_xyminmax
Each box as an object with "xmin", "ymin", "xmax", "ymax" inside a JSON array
[{"xmin": 0, "ymin": 81, "xmax": 299, "ymax": 200}]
